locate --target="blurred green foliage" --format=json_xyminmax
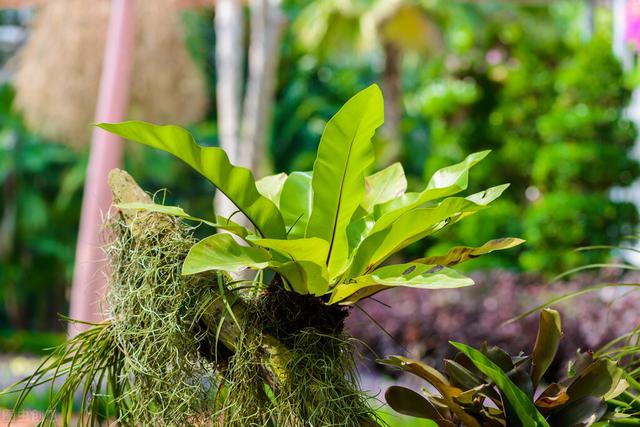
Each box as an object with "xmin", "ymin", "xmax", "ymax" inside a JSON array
[
  {"xmin": 419, "ymin": 5, "xmax": 639, "ymax": 272},
  {"xmin": 0, "ymin": 329, "xmax": 64, "ymax": 355},
  {"xmin": 270, "ymin": 1, "xmax": 640, "ymax": 273},
  {"xmin": 0, "ymin": 82, "xmax": 216, "ymax": 332},
  {"xmin": 0, "ymin": 85, "xmax": 83, "ymax": 332}
]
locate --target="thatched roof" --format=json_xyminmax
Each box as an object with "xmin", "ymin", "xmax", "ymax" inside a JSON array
[{"xmin": 11, "ymin": 0, "xmax": 209, "ymax": 148}]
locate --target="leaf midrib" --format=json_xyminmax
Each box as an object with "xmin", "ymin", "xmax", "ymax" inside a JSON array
[{"xmin": 325, "ymin": 111, "xmax": 367, "ymax": 266}]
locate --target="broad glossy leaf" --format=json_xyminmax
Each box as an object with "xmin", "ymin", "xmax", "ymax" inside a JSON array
[
  {"xmin": 482, "ymin": 345, "xmax": 515, "ymax": 372},
  {"xmin": 116, "ymin": 202, "xmax": 250, "ymax": 237},
  {"xmin": 214, "ymin": 215, "xmax": 252, "ymax": 239},
  {"xmin": 444, "ymin": 184, "xmax": 511, "ymax": 228},
  {"xmin": 508, "ymin": 369, "xmax": 534, "ymax": 400},
  {"xmin": 271, "ymin": 260, "xmax": 330, "ymax": 296},
  {"xmin": 361, "ymin": 163, "xmax": 407, "ymax": 211},
  {"xmin": 306, "ymin": 84, "xmax": 384, "ymax": 277},
  {"xmin": 256, "ymin": 172, "xmax": 287, "ymax": 206},
  {"xmin": 531, "ymin": 309, "xmax": 563, "ymax": 389},
  {"xmin": 566, "ymin": 359, "xmax": 627, "ymax": 402},
  {"xmin": 466, "ymin": 184, "xmax": 510, "ymax": 206},
  {"xmin": 246, "ymin": 236, "xmax": 329, "ymax": 266},
  {"xmin": 280, "ymin": 172, "xmax": 312, "ymax": 239},
  {"xmin": 349, "ymin": 197, "xmax": 486, "ymax": 277},
  {"xmin": 246, "ymin": 236, "xmax": 331, "ymax": 296},
  {"xmin": 385, "ymin": 385, "xmax": 442, "ymax": 419},
  {"xmin": 450, "ymin": 342, "xmax": 550, "ymax": 427},
  {"xmin": 329, "ymin": 263, "xmax": 473, "ymax": 304},
  {"xmin": 444, "ymin": 360, "xmax": 503, "ymax": 405},
  {"xmin": 347, "ymin": 181, "xmax": 508, "ymax": 254},
  {"xmin": 416, "ymin": 238, "xmax": 525, "ymax": 267},
  {"xmin": 347, "ymin": 164, "xmax": 406, "ymax": 248},
  {"xmin": 98, "ymin": 121, "xmax": 285, "ymax": 238},
  {"xmin": 444, "ymin": 360, "xmax": 483, "ymax": 390},
  {"xmin": 426, "ymin": 150, "xmax": 491, "ymax": 190},
  {"xmin": 182, "ymin": 233, "xmax": 271, "ymax": 275},
  {"xmin": 546, "ymin": 396, "xmax": 606, "ymax": 427},
  {"xmin": 370, "ymin": 151, "xmax": 490, "ymax": 230},
  {"xmin": 502, "ymin": 369, "xmax": 535, "ymax": 427}
]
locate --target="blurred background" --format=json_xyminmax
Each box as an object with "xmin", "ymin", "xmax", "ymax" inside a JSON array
[{"xmin": 2, "ymin": 0, "xmax": 640, "ymax": 423}]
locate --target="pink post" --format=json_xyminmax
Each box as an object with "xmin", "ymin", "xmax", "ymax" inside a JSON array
[{"xmin": 68, "ymin": 0, "xmax": 135, "ymax": 334}]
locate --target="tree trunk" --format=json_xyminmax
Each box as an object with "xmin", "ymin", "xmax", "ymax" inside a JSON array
[
  {"xmin": 240, "ymin": 0, "xmax": 285, "ymax": 177},
  {"xmin": 380, "ymin": 41, "xmax": 403, "ymax": 165},
  {"xmin": 214, "ymin": 0, "xmax": 285, "ymax": 220},
  {"xmin": 68, "ymin": 0, "xmax": 134, "ymax": 334},
  {"xmin": 213, "ymin": 0, "xmax": 245, "ymax": 219}
]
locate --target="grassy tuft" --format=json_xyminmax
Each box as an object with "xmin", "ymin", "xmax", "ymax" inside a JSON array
[{"xmin": 1, "ymin": 320, "xmax": 130, "ymax": 425}]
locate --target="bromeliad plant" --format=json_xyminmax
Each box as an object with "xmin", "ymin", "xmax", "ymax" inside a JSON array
[
  {"xmin": 101, "ymin": 84, "xmax": 522, "ymax": 306},
  {"xmin": 382, "ymin": 309, "xmax": 629, "ymax": 427}
]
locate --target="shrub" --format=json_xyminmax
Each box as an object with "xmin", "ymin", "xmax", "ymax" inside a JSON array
[{"xmin": 424, "ymin": 10, "xmax": 639, "ymax": 272}]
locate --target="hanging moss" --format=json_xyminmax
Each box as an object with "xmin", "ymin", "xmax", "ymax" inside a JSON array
[
  {"xmin": 220, "ymin": 283, "xmax": 380, "ymax": 427},
  {"xmin": 4, "ymin": 170, "xmax": 383, "ymax": 426},
  {"xmin": 106, "ymin": 214, "xmax": 221, "ymax": 425}
]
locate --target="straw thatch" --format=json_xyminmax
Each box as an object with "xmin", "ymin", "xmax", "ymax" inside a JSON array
[{"xmin": 11, "ymin": 0, "xmax": 209, "ymax": 148}]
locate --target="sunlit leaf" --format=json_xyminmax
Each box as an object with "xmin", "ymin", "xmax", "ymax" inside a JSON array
[
  {"xmin": 246, "ymin": 236, "xmax": 329, "ymax": 266},
  {"xmin": 182, "ymin": 233, "xmax": 271, "ymax": 275},
  {"xmin": 329, "ymin": 263, "xmax": 473, "ymax": 304},
  {"xmin": 306, "ymin": 84, "xmax": 384, "ymax": 277},
  {"xmin": 271, "ymin": 260, "xmax": 330, "ymax": 296},
  {"xmin": 280, "ymin": 171, "xmax": 312, "ymax": 239},
  {"xmin": 256, "ymin": 172, "xmax": 288, "ymax": 206},
  {"xmin": 361, "ymin": 163, "xmax": 407, "ymax": 211},
  {"xmin": 98, "ymin": 121, "xmax": 285, "ymax": 238},
  {"xmin": 349, "ymin": 197, "xmax": 486, "ymax": 277},
  {"xmin": 416, "ymin": 238, "xmax": 525, "ymax": 267},
  {"xmin": 370, "ymin": 151, "xmax": 491, "ymax": 233},
  {"xmin": 246, "ymin": 236, "xmax": 331, "ymax": 296},
  {"xmin": 465, "ymin": 184, "xmax": 510, "ymax": 206}
]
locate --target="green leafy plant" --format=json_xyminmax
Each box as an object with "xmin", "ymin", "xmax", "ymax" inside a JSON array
[
  {"xmin": 100, "ymin": 83, "xmax": 522, "ymax": 306},
  {"xmin": 4, "ymin": 85, "xmax": 523, "ymax": 426},
  {"xmin": 0, "ymin": 84, "xmax": 84, "ymax": 332},
  {"xmin": 382, "ymin": 309, "xmax": 629, "ymax": 427}
]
